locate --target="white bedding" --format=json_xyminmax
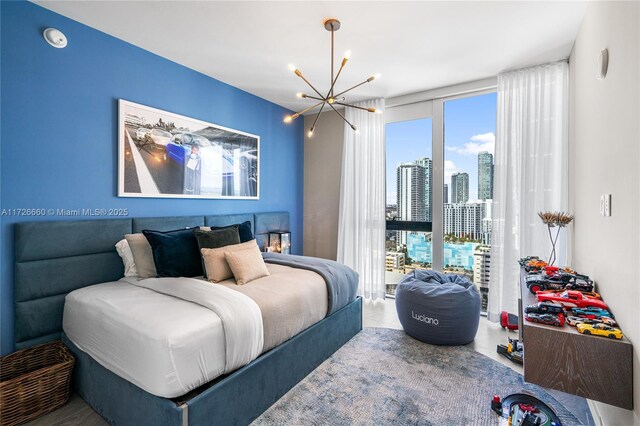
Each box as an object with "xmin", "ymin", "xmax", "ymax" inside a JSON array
[{"xmin": 63, "ymin": 277, "xmax": 263, "ymax": 398}]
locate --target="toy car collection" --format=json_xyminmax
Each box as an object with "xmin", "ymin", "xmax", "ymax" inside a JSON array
[
  {"xmin": 497, "ymin": 338, "xmax": 524, "ymax": 365},
  {"xmin": 537, "ymin": 290, "xmax": 608, "ymax": 310},
  {"xmin": 576, "ymin": 323, "xmax": 623, "ymax": 339},
  {"xmin": 569, "ymin": 307, "xmax": 614, "ymax": 319},
  {"xmin": 525, "ymin": 313, "xmax": 564, "ymax": 327},
  {"xmin": 519, "ymin": 256, "xmax": 624, "ymax": 345},
  {"xmin": 524, "ymin": 302, "xmax": 565, "ymax": 316},
  {"xmin": 566, "ymin": 315, "xmax": 618, "ymax": 327}
]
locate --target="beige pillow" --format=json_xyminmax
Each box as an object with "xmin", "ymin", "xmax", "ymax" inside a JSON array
[
  {"xmin": 201, "ymin": 240, "xmax": 258, "ymax": 282},
  {"xmin": 124, "ymin": 233, "xmax": 157, "ymax": 279},
  {"xmin": 224, "ymin": 244, "xmax": 270, "ymax": 285}
]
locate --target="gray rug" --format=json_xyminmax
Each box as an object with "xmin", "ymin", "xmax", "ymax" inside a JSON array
[{"xmin": 253, "ymin": 328, "xmax": 583, "ymax": 426}]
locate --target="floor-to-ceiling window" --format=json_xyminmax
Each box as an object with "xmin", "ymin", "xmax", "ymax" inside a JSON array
[
  {"xmin": 385, "ymin": 87, "xmax": 496, "ymax": 312},
  {"xmin": 443, "ymin": 92, "xmax": 497, "ymax": 312},
  {"xmin": 385, "ymin": 118, "xmax": 433, "ymax": 296}
]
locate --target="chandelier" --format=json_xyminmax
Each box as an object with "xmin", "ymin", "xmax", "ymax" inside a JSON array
[{"xmin": 283, "ymin": 18, "xmax": 380, "ymax": 137}]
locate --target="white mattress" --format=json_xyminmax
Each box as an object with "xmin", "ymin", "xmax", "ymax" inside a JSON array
[{"xmin": 63, "ymin": 280, "xmax": 228, "ymax": 398}]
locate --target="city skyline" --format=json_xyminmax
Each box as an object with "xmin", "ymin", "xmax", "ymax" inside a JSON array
[{"xmin": 386, "ymin": 92, "xmax": 497, "ymax": 204}]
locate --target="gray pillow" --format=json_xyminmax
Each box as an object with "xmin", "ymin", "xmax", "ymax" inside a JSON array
[{"xmin": 124, "ymin": 233, "xmax": 157, "ymax": 279}]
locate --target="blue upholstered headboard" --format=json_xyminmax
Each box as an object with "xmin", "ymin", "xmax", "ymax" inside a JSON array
[{"xmin": 14, "ymin": 212, "xmax": 290, "ymax": 350}]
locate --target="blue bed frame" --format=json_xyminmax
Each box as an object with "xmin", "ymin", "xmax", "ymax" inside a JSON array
[{"xmin": 15, "ymin": 212, "xmax": 362, "ymax": 425}]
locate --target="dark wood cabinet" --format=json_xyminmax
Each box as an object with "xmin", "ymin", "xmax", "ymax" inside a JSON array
[{"xmin": 519, "ymin": 269, "xmax": 633, "ymax": 410}]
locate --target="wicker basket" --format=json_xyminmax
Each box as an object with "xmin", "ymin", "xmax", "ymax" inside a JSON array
[{"xmin": 0, "ymin": 341, "xmax": 75, "ymax": 426}]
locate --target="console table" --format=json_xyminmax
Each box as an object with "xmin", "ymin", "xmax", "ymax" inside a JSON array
[{"xmin": 519, "ymin": 268, "xmax": 633, "ymax": 410}]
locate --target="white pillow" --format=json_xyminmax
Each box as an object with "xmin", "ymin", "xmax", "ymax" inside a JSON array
[{"xmin": 115, "ymin": 239, "xmax": 138, "ymax": 278}]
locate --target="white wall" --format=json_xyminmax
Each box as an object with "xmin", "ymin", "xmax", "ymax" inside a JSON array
[
  {"xmin": 303, "ymin": 111, "xmax": 344, "ymax": 260},
  {"xmin": 569, "ymin": 1, "xmax": 640, "ymax": 424}
]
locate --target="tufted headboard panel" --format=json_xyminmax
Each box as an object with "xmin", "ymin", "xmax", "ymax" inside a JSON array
[{"xmin": 14, "ymin": 212, "xmax": 289, "ymax": 350}]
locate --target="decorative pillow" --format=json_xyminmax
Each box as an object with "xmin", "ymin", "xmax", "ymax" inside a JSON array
[
  {"xmin": 201, "ymin": 240, "xmax": 259, "ymax": 282},
  {"xmin": 200, "ymin": 221, "xmax": 253, "ymax": 243},
  {"xmin": 115, "ymin": 239, "xmax": 137, "ymax": 278},
  {"xmin": 225, "ymin": 244, "xmax": 270, "ymax": 285},
  {"xmin": 124, "ymin": 233, "xmax": 157, "ymax": 279},
  {"xmin": 142, "ymin": 228, "xmax": 203, "ymax": 278}
]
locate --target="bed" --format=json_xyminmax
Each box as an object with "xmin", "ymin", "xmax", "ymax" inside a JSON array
[{"xmin": 14, "ymin": 212, "xmax": 362, "ymax": 425}]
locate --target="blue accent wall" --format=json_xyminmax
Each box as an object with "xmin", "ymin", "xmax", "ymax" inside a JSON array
[{"xmin": 0, "ymin": 1, "xmax": 304, "ymax": 355}]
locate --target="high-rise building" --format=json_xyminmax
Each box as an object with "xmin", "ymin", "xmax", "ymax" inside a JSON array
[
  {"xmin": 478, "ymin": 152, "xmax": 494, "ymax": 201},
  {"xmin": 396, "ymin": 163, "xmax": 426, "ymax": 222},
  {"xmin": 450, "ymin": 172, "xmax": 469, "ymax": 203},
  {"xmin": 473, "ymin": 245, "xmax": 491, "ymax": 311},
  {"xmin": 444, "ymin": 184, "xmax": 449, "ymax": 204},
  {"xmin": 444, "ymin": 202, "xmax": 485, "ymax": 241},
  {"xmin": 385, "ymin": 251, "xmax": 406, "ymax": 272},
  {"xmin": 414, "ymin": 157, "xmax": 433, "ymax": 222}
]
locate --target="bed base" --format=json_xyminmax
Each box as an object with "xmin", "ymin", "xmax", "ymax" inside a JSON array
[{"xmin": 63, "ymin": 296, "xmax": 362, "ymax": 426}]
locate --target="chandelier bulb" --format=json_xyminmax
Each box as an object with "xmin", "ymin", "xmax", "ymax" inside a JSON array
[
  {"xmin": 344, "ymin": 50, "xmax": 351, "ymax": 59},
  {"xmin": 288, "ymin": 64, "xmax": 297, "ymax": 72},
  {"xmin": 308, "ymin": 129, "xmax": 314, "ymax": 137},
  {"xmin": 296, "ymin": 92, "xmax": 304, "ymax": 98},
  {"xmin": 283, "ymin": 115, "xmax": 293, "ymax": 124},
  {"xmin": 328, "ymin": 98, "xmax": 335, "ymax": 104}
]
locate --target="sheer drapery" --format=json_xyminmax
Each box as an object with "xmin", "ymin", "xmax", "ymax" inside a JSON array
[
  {"xmin": 487, "ymin": 61, "xmax": 569, "ymax": 321},
  {"xmin": 337, "ymin": 98, "xmax": 386, "ymax": 300}
]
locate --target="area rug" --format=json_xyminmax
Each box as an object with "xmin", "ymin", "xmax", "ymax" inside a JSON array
[{"xmin": 252, "ymin": 328, "xmax": 582, "ymax": 426}]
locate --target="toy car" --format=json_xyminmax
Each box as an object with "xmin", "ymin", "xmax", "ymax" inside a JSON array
[
  {"xmin": 500, "ymin": 311, "xmax": 519, "ymax": 331},
  {"xmin": 570, "ymin": 307, "xmax": 614, "ymax": 319},
  {"xmin": 566, "ymin": 315, "xmax": 618, "ymax": 327},
  {"xmin": 526, "ymin": 271, "xmax": 594, "ymax": 294},
  {"xmin": 537, "ymin": 290, "xmax": 608, "ymax": 310},
  {"xmin": 576, "ymin": 323, "xmax": 623, "ymax": 339},
  {"xmin": 525, "ymin": 313, "xmax": 564, "ymax": 327},
  {"xmin": 524, "ymin": 302, "xmax": 565, "ymax": 316},
  {"xmin": 539, "ymin": 289, "xmax": 601, "ymax": 300}
]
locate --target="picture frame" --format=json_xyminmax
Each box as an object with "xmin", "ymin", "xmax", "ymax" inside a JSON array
[{"xmin": 118, "ymin": 99, "xmax": 260, "ymax": 199}]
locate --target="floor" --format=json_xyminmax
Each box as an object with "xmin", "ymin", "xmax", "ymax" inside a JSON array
[{"xmin": 27, "ymin": 299, "xmax": 593, "ymax": 426}]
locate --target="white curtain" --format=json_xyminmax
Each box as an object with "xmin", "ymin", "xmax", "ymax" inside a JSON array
[
  {"xmin": 337, "ymin": 98, "xmax": 386, "ymax": 300},
  {"xmin": 487, "ymin": 61, "xmax": 569, "ymax": 321}
]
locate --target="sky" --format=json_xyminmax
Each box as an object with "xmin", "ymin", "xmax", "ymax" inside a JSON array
[{"xmin": 386, "ymin": 92, "xmax": 496, "ymax": 205}]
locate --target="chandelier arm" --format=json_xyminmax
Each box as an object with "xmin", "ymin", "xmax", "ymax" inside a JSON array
[
  {"xmin": 295, "ymin": 71, "xmax": 325, "ymax": 99},
  {"xmin": 333, "ymin": 79, "xmax": 372, "ymax": 99},
  {"xmin": 335, "ymin": 102, "xmax": 376, "ymax": 113},
  {"xmin": 304, "ymin": 95, "xmax": 326, "ymax": 102},
  {"xmin": 292, "ymin": 100, "xmax": 326, "ymax": 118},
  {"xmin": 328, "ymin": 63, "xmax": 346, "ymax": 98},
  {"xmin": 310, "ymin": 102, "xmax": 326, "ymax": 131},
  {"xmin": 326, "ymin": 102, "xmax": 356, "ymax": 130}
]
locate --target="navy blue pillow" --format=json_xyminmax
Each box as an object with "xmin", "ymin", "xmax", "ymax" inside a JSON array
[
  {"xmin": 211, "ymin": 221, "xmax": 253, "ymax": 243},
  {"xmin": 142, "ymin": 228, "xmax": 203, "ymax": 278}
]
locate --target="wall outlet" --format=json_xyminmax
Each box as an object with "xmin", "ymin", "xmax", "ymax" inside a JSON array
[{"xmin": 600, "ymin": 194, "xmax": 611, "ymax": 216}]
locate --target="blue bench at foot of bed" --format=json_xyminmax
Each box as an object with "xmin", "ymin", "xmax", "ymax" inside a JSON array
[{"xmin": 63, "ymin": 296, "xmax": 362, "ymax": 426}]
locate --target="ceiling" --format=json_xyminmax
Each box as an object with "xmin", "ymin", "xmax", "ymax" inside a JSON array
[{"xmin": 34, "ymin": 1, "xmax": 587, "ymax": 112}]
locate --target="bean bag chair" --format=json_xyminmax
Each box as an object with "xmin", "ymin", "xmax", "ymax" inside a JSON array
[{"xmin": 395, "ymin": 270, "xmax": 481, "ymax": 345}]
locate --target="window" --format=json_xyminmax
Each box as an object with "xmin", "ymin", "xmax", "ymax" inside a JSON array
[
  {"xmin": 443, "ymin": 92, "xmax": 497, "ymax": 312},
  {"xmin": 384, "ymin": 86, "xmax": 497, "ymax": 312},
  {"xmin": 385, "ymin": 118, "xmax": 433, "ymax": 297}
]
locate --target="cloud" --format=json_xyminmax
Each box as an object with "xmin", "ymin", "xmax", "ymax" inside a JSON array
[
  {"xmin": 446, "ymin": 132, "xmax": 495, "ymax": 156},
  {"xmin": 444, "ymin": 160, "xmax": 459, "ymax": 184}
]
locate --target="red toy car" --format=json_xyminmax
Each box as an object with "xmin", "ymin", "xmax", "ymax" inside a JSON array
[{"xmin": 536, "ymin": 290, "xmax": 608, "ymax": 310}]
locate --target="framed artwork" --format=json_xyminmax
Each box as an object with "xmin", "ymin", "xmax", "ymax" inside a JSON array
[{"xmin": 118, "ymin": 100, "xmax": 259, "ymax": 199}]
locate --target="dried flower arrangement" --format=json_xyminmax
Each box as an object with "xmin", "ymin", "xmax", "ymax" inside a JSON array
[{"xmin": 538, "ymin": 211, "xmax": 574, "ymax": 265}]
